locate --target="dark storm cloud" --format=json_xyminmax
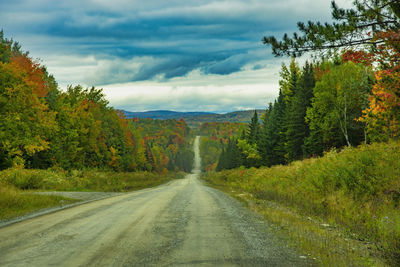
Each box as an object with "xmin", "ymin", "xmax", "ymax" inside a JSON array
[{"xmin": 0, "ymin": 0, "xmax": 338, "ymax": 85}]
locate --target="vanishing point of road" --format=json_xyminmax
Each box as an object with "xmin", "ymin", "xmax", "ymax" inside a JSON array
[{"xmin": 0, "ymin": 136, "xmax": 307, "ymax": 266}]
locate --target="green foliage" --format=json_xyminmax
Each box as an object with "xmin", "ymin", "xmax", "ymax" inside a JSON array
[
  {"xmin": 200, "ymin": 137, "xmax": 221, "ymax": 172},
  {"xmin": 258, "ymin": 91, "xmax": 286, "ymax": 166},
  {"xmin": 214, "ymin": 59, "xmax": 375, "ymax": 171},
  {"xmin": 216, "ymin": 138, "xmax": 242, "ymax": 171},
  {"xmin": 305, "ymin": 61, "xmax": 374, "ymax": 149},
  {"xmin": 246, "ymin": 110, "xmax": 260, "ymax": 145},
  {"xmin": 285, "ymin": 62, "xmax": 315, "ymax": 161}
]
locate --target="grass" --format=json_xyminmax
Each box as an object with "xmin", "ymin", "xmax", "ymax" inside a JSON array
[
  {"xmin": 0, "ymin": 182, "xmax": 79, "ymax": 220},
  {"xmin": 0, "ymin": 169, "xmax": 185, "ymax": 221},
  {"xmin": 202, "ymin": 140, "xmax": 400, "ymax": 266}
]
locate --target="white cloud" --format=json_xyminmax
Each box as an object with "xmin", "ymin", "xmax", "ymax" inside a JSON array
[{"xmin": 99, "ymin": 64, "xmax": 284, "ymax": 113}]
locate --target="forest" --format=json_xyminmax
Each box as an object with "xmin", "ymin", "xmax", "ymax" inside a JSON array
[
  {"xmin": 0, "ymin": 31, "xmax": 193, "ymax": 173},
  {"xmin": 196, "ymin": 122, "xmax": 246, "ymax": 171},
  {"xmin": 217, "ymin": 16, "xmax": 400, "ymax": 171}
]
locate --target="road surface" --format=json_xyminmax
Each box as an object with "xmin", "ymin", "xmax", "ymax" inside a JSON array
[{"xmin": 0, "ymin": 136, "xmax": 307, "ymax": 266}]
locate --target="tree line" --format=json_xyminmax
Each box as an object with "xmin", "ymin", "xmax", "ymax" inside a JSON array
[
  {"xmin": 195, "ymin": 122, "xmax": 246, "ymax": 171},
  {"xmin": 0, "ymin": 31, "xmax": 192, "ymax": 172},
  {"xmin": 218, "ymin": 0, "xmax": 400, "ymax": 171}
]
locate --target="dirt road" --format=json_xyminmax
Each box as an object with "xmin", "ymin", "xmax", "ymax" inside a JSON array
[{"xmin": 0, "ymin": 136, "xmax": 307, "ymax": 266}]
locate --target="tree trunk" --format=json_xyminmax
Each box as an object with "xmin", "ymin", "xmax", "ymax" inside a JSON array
[{"xmin": 339, "ymin": 95, "xmax": 351, "ymax": 147}]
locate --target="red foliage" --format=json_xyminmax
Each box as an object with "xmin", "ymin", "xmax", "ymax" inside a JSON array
[
  {"xmin": 314, "ymin": 66, "xmax": 330, "ymax": 81},
  {"xmin": 342, "ymin": 50, "xmax": 373, "ymax": 66}
]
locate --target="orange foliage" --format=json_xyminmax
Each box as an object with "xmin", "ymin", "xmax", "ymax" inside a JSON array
[
  {"xmin": 361, "ymin": 70, "xmax": 400, "ymax": 138},
  {"xmin": 10, "ymin": 54, "xmax": 48, "ymax": 97},
  {"xmin": 360, "ymin": 30, "xmax": 400, "ymax": 139}
]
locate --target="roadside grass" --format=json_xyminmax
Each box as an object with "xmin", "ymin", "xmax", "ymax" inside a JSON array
[
  {"xmin": 202, "ymin": 140, "xmax": 400, "ymax": 266},
  {"xmin": 0, "ymin": 182, "xmax": 78, "ymax": 221},
  {"xmin": 0, "ymin": 169, "xmax": 185, "ymax": 221},
  {"xmin": 0, "ymin": 169, "xmax": 185, "ymax": 192}
]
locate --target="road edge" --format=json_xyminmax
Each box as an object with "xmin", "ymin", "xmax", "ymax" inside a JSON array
[{"xmin": 0, "ymin": 178, "xmax": 180, "ymax": 229}]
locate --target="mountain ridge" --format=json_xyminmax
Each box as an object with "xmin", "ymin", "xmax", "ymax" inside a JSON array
[{"xmin": 122, "ymin": 109, "xmax": 265, "ymax": 127}]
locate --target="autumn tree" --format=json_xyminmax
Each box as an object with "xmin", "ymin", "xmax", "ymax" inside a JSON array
[{"xmin": 0, "ymin": 46, "xmax": 56, "ymax": 168}]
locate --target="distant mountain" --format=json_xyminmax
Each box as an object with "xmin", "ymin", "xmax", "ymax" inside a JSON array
[
  {"xmin": 123, "ymin": 110, "xmax": 216, "ymax": 120},
  {"xmin": 122, "ymin": 109, "xmax": 265, "ymax": 128}
]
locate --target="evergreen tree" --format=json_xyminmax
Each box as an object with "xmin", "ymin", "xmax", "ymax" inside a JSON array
[
  {"xmin": 216, "ymin": 138, "xmax": 242, "ymax": 171},
  {"xmin": 246, "ymin": 110, "xmax": 260, "ymax": 145},
  {"xmin": 285, "ymin": 62, "xmax": 315, "ymax": 161},
  {"xmin": 273, "ymin": 91, "xmax": 287, "ymax": 165},
  {"xmin": 258, "ymin": 91, "xmax": 286, "ymax": 166},
  {"xmin": 258, "ymin": 103, "xmax": 273, "ymax": 166}
]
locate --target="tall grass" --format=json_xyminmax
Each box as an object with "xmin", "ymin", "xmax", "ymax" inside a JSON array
[{"xmin": 203, "ymin": 140, "xmax": 400, "ymax": 265}]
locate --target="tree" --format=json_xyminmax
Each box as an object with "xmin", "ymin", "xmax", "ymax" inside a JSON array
[
  {"xmin": 263, "ymin": 0, "xmax": 400, "ymax": 57},
  {"xmin": 216, "ymin": 138, "xmax": 242, "ymax": 171},
  {"xmin": 360, "ymin": 68, "xmax": 400, "ymax": 141},
  {"xmin": 305, "ymin": 61, "xmax": 373, "ymax": 149},
  {"xmin": 246, "ymin": 110, "xmax": 260, "ymax": 145},
  {"xmin": 285, "ymin": 62, "xmax": 315, "ymax": 161},
  {"xmin": 258, "ymin": 91, "xmax": 286, "ymax": 166},
  {"xmin": 279, "ymin": 59, "xmax": 300, "ymax": 102},
  {"xmin": 0, "ymin": 52, "xmax": 57, "ymax": 168}
]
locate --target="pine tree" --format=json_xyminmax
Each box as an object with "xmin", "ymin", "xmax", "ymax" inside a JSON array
[
  {"xmin": 285, "ymin": 62, "xmax": 315, "ymax": 161},
  {"xmin": 263, "ymin": 0, "xmax": 400, "ymax": 57},
  {"xmin": 258, "ymin": 91, "xmax": 286, "ymax": 166},
  {"xmin": 258, "ymin": 103, "xmax": 273, "ymax": 166},
  {"xmin": 246, "ymin": 110, "xmax": 260, "ymax": 145},
  {"xmin": 274, "ymin": 91, "xmax": 287, "ymax": 165}
]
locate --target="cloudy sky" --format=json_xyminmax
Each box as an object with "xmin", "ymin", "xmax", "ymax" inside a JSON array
[{"xmin": 0, "ymin": 0, "xmax": 350, "ymax": 113}]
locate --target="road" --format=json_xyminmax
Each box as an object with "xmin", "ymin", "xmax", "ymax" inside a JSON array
[{"xmin": 0, "ymin": 136, "xmax": 307, "ymax": 266}]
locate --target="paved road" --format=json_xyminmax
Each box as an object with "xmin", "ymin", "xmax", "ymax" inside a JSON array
[{"xmin": 0, "ymin": 136, "xmax": 307, "ymax": 266}]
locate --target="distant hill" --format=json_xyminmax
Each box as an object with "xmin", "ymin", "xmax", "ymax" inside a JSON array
[
  {"xmin": 123, "ymin": 110, "xmax": 216, "ymax": 120},
  {"xmin": 122, "ymin": 109, "xmax": 265, "ymax": 128}
]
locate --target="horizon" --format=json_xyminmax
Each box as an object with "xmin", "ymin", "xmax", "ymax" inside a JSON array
[{"xmin": 121, "ymin": 108, "xmax": 265, "ymax": 114}]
